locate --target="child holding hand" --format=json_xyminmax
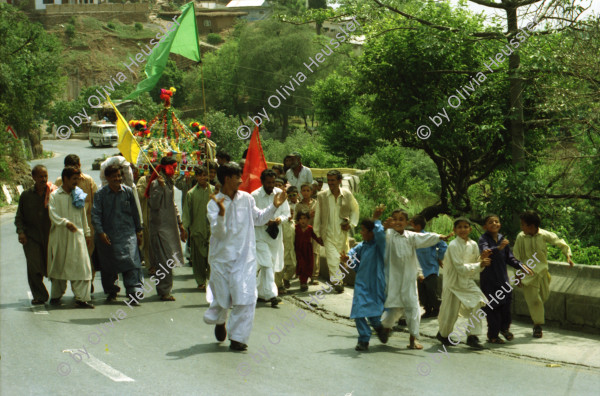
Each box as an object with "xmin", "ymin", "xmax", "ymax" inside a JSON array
[
  {"xmin": 294, "ymin": 210, "xmax": 323, "ymax": 291},
  {"xmin": 341, "ymin": 205, "xmax": 387, "ymax": 352}
]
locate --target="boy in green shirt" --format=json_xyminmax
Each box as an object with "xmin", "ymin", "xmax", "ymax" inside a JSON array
[{"xmin": 513, "ymin": 210, "xmax": 573, "ymax": 338}]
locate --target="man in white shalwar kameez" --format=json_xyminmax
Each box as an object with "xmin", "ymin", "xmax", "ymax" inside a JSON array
[
  {"xmin": 314, "ymin": 170, "xmax": 359, "ymax": 293},
  {"xmin": 437, "ymin": 217, "xmax": 491, "ymax": 349},
  {"xmin": 252, "ymin": 169, "xmax": 290, "ymax": 307},
  {"xmin": 204, "ymin": 163, "xmax": 288, "ymax": 351},
  {"xmin": 381, "ymin": 210, "xmax": 448, "ymax": 349},
  {"xmin": 48, "ymin": 167, "xmax": 94, "ymax": 308}
]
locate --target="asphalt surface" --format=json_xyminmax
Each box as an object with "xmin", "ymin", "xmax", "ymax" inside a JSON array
[{"xmin": 0, "ymin": 139, "xmax": 598, "ymax": 395}]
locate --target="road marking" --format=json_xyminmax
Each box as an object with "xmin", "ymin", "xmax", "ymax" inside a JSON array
[
  {"xmin": 64, "ymin": 350, "xmax": 135, "ymax": 382},
  {"xmin": 28, "ymin": 291, "xmax": 49, "ymax": 314}
]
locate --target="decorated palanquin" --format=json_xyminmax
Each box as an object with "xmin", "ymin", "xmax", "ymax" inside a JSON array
[{"xmin": 131, "ymin": 87, "xmax": 216, "ymax": 177}]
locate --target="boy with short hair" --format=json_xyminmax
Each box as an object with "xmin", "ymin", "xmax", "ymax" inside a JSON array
[
  {"xmin": 381, "ymin": 210, "xmax": 450, "ymax": 349},
  {"xmin": 183, "ymin": 166, "xmax": 214, "ymax": 290},
  {"xmin": 410, "ymin": 214, "xmax": 447, "ymax": 318},
  {"xmin": 513, "ymin": 210, "xmax": 573, "ymax": 338},
  {"xmin": 478, "ymin": 214, "xmax": 532, "ymax": 344},
  {"xmin": 437, "ymin": 218, "xmax": 490, "ymax": 349},
  {"xmin": 341, "ymin": 205, "xmax": 387, "ymax": 351}
]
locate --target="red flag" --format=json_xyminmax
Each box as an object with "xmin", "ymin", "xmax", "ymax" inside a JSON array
[{"xmin": 239, "ymin": 126, "xmax": 267, "ymax": 193}]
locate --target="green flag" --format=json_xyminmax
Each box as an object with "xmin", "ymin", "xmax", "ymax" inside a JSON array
[{"xmin": 124, "ymin": 2, "xmax": 199, "ymax": 100}]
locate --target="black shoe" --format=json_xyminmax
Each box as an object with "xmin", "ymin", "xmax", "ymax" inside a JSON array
[
  {"xmin": 75, "ymin": 300, "xmax": 95, "ymax": 309},
  {"xmin": 334, "ymin": 285, "xmax": 344, "ymax": 294},
  {"xmin": 355, "ymin": 341, "xmax": 369, "ymax": 351},
  {"xmin": 31, "ymin": 299, "xmax": 46, "ymax": 305},
  {"xmin": 375, "ymin": 326, "xmax": 389, "ymax": 344},
  {"xmin": 283, "ymin": 279, "xmax": 291, "ymax": 289},
  {"xmin": 533, "ymin": 325, "xmax": 543, "ymax": 338},
  {"xmin": 50, "ymin": 298, "xmax": 61, "ymax": 306},
  {"xmin": 466, "ymin": 335, "xmax": 484, "ymax": 350},
  {"xmin": 106, "ymin": 293, "xmax": 118, "ymax": 303},
  {"xmin": 270, "ymin": 297, "xmax": 281, "ymax": 307},
  {"xmin": 215, "ymin": 324, "xmax": 227, "ymax": 342},
  {"xmin": 230, "ymin": 340, "xmax": 248, "ymax": 351},
  {"xmin": 300, "ymin": 284, "xmax": 308, "ymax": 291},
  {"xmin": 436, "ymin": 332, "xmax": 452, "ymax": 346}
]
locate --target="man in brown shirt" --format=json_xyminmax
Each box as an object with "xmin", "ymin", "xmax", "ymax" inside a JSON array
[{"xmin": 15, "ymin": 165, "xmax": 53, "ymax": 304}]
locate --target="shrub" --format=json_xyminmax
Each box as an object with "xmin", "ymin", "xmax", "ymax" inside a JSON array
[
  {"xmin": 107, "ymin": 22, "xmax": 116, "ymax": 30},
  {"xmin": 68, "ymin": 16, "xmax": 76, "ymax": 25},
  {"xmin": 65, "ymin": 24, "xmax": 75, "ymax": 38},
  {"xmin": 135, "ymin": 22, "xmax": 143, "ymax": 31},
  {"xmin": 207, "ymin": 33, "xmax": 224, "ymax": 45}
]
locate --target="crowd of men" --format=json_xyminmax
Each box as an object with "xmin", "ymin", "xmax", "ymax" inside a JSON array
[{"xmin": 16, "ymin": 151, "xmax": 361, "ymax": 351}]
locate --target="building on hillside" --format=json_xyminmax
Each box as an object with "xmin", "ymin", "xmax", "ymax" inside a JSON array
[
  {"xmin": 226, "ymin": 0, "xmax": 270, "ymax": 21},
  {"xmin": 158, "ymin": 8, "xmax": 248, "ymax": 35}
]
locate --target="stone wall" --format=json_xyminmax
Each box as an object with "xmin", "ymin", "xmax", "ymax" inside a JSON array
[{"xmin": 33, "ymin": 3, "xmax": 148, "ymax": 25}]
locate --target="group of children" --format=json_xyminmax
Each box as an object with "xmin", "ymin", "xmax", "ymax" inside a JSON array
[{"xmin": 345, "ymin": 208, "xmax": 573, "ymax": 352}]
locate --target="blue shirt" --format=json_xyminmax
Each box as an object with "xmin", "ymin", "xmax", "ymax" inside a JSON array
[
  {"xmin": 415, "ymin": 230, "xmax": 447, "ymax": 277},
  {"xmin": 91, "ymin": 184, "xmax": 142, "ymax": 273},
  {"xmin": 348, "ymin": 220, "xmax": 386, "ymax": 319}
]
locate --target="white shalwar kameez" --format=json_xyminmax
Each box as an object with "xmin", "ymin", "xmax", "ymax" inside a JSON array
[
  {"xmin": 47, "ymin": 188, "xmax": 92, "ymax": 302},
  {"xmin": 252, "ymin": 186, "xmax": 290, "ymax": 300},
  {"xmin": 381, "ymin": 230, "xmax": 441, "ymax": 336},
  {"xmin": 314, "ymin": 192, "xmax": 359, "ymax": 283},
  {"xmin": 437, "ymin": 238, "xmax": 487, "ymax": 338},
  {"xmin": 204, "ymin": 190, "xmax": 278, "ymax": 344}
]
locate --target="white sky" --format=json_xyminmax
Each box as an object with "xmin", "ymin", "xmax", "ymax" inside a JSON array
[{"xmin": 450, "ymin": 0, "xmax": 599, "ymax": 25}]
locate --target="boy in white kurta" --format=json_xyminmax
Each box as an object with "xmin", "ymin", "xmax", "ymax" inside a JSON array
[
  {"xmin": 204, "ymin": 163, "xmax": 288, "ymax": 351},
  {"xmin": 381, "ymin": 210, "xmax": 448, "ymax": 349},
  {"xmin": 437, "ymin": 218, "xmax": 491, "ymax": 349},
  {"xmin": 48, "ymin": 167, "xmax": 93, "ymax": 308}
]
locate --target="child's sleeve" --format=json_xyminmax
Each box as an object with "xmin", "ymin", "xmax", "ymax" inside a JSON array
[
  {"xmin": 504, "ymin": 246, "xmax": 523, "ymax": 270},
  {"xmin": 437, "ymin": 240, "xmax": 448, "ymax": 261},
  {"xmin": 446, "ymin": 243, "xmax": 482, "ymax": 279},
  {"xmin": 543, "ymin": 229, "xmax": 572, "ymax": 258},
  {"xmin": 413, "ymin": 231, "xmax": 442, "ymax": 249},
  {"xmin": 347, "ymin": 244, "xmax": 362, "ymax": 271},
  {"xmin": 373, "ymin": 220, "xmax": 386, "ymax": 252},
  {"xmin": 478, "ymin": 234, "xmax": 499, "ymax": 255}
]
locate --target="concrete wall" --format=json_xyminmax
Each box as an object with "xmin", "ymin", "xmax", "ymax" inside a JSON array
[{"xmin": 435, "ymin": 261, "xmax": 600, "ymax": 330}]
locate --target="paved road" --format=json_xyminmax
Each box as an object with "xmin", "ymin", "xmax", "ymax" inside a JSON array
[{"xmin": 0, "ymin": 140, "xmax": 598, "ymax": 395}]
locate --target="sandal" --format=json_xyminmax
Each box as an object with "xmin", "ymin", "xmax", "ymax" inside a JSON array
[
  {"xmin": 500, "ymin": 330, "xmax": 514, "ymax": 341},
  {"xmin": 487, "ymin": 337, "xmax": 505, "ymax": 344},
  {"xmin": 31, "ymin": 299, "xmax": 46, "ymax": 305},
  {"xmin": 160, "ymin": 295, "xmax": 176, "ymax": 301},
  {"xmin": 533, "ymin": 325, "xmax": 543, "ymax": 338},
  {"xmin": 197, "ymin": 284, "xmax": 206, "ymax": 291}
]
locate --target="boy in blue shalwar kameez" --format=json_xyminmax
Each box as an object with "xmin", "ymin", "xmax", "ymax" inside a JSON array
[{"xmin": 341, "ymin": 205, "xmax": 387, "ymax": 352}]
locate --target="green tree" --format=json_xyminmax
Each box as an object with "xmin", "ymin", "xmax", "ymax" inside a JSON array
[{"xmin": 0, "ymin": 4, "xmax": 62, "ymax": 157}]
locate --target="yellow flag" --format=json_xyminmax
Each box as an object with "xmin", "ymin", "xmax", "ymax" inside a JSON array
[{"xmin": 109, "ymin": 98, "xmax": 140, "ymax": 165}]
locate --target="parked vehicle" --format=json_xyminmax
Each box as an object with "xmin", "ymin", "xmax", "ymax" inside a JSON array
[{"xmin": 89, "ymin": 123, "xmax": 118, "ymax": 147}]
